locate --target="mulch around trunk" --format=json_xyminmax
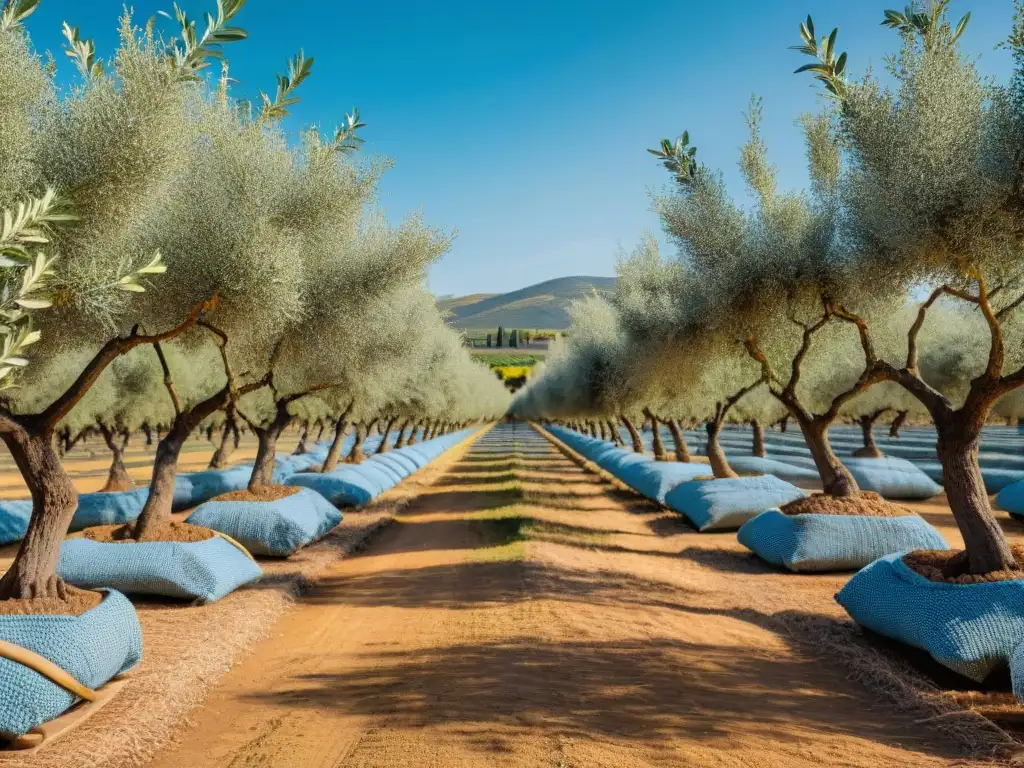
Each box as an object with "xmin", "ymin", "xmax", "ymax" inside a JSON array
[
  {"xmin": 0, "ymin": 586, "xmax": 104, "ymax": 616},
  {"xmin": 904, "ymin": 545, "xmax": 1024, "ymax": 584},
  {"xmin": 83, "ymin": 521, "xmax": 216, "ymax": 544},
  {"xmin": 780, "ymin": 492, "xmax": 914, "ymax": 518},
  {"xmin": 211, "ymin": 485, "xmax": 302, "ymax": 503}
]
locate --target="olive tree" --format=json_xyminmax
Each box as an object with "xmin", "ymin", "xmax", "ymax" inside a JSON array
[
  {"xmin": 0, "ymin": 5, "xmax": 246, "ymax": 599},
  {"xmin": 776, "ymin": 3, "xmax": 1024, "ymax": 573},
  {"xmin": 650, "ymin": 99, "xmax": 896, "ymax": 496}
]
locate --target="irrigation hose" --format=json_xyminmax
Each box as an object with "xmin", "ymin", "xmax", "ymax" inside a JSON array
[{"xmin": 0, "ymin": 640, "xmax": 98, "ymax": 702}]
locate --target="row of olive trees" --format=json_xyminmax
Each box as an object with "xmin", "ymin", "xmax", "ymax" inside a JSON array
[
  {"xmin": 514, "ymin": 0, "xmax": 1024, "ymax": 576},
  {"xmin": 0, "ymin": 0, "xmax": 507, "ymax": 603}
]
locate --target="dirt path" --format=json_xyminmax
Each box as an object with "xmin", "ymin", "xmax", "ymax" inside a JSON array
[{"xmin": 145, "ymin": 423, "xmax": 982, "ymax": 768}]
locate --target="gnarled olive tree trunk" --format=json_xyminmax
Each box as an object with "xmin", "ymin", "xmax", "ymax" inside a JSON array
[
  {"xmin": 750, "ymin": 419, "xmax": 766, "ymax": 458},
  {"xmin": 606, "ymin": 419, "xmax": 624, "ymax": 447},
  {"xmin": 393, "ymin": 420, "xmax": 412, "ymax": 449},
  {"xmin": 407, "ymin": 420, "xmax": 421, "ymax": 445},
  {"xmin": 796, "ymin": 416, "xmax": 859, "ymax": 497},
  {"xmin": 347, "ymin": 422, "xmax": 367, "ymax": 463},
  {"xmin": 643, "ymin": 409, "xmax": 667, "ymax": 461},
  {"xmin": 703, "ymin": 379, "xmax": 765, "ymax": 479},
  {"xmin": 135, "ymin": 386, "xmax": 237, "ymax": 539},
  {"xmin": 936, "ymin": 412, "xmax": 1013, "ymax": 574},
  {"xmin": 99, "ymin": 425, "xmax": 133, "ymax": 492},
  {"xmin": 704, "ymin": 420, "xmax": 738, "ymax": 479},
  {"xmin": 0, "ymin": 300, "xmax": 214, "ymax": 596},
  {"xmin": 292, "ymin": 421, "xmax": 310, "ymax": 455},
  {"xmin": 665, "ymin": 418, "xmax": 692, "ymax": 462},
  {"xmin": 375, "ymin": 416, "xmax": 399, "ymax": 454},
  {"xmin": 208, "ymin": 406, "xmax": 239, "ymax": 469},
  {"xmin": 322, "ymin": 406, "xmax": 354, "ymax": 473},
  {"xmin": 745, "ymin": 315, "xmax": 868, "ymax": 499},
  {"xmin": 889, "ymin": 409, "xmax": 909, "ymax": 439},
  {"xmin": 247, "ymin": 400, "xmax": 292, "ymax": 490},
  {"xmin": 0, "ymin": 427, "xmax": 78, "ymax": 600},
  {"xmin": 620, "ymin": 416, "xmax": 644, "ymax": 453},
  {"xmin": 853, "ymin": 410, "xmax": 887, "ymax": 458}
]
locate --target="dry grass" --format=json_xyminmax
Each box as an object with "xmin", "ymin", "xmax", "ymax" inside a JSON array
[
  {"xmin": 0, "ymin": 428, "xmax": 487, "ymax": 768},
  {"xmin": 774, "ymin": 610, "xmax": 1020, "ymax": 759}
]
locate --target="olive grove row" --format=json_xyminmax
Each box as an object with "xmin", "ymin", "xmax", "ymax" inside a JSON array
[
  {"xmin": 0, "ymin": 1, "xmax": 508, "ymax": 601},
  {"xmin": 513, "ymin": 1, "xmax": 1024, "ymax": 575}
]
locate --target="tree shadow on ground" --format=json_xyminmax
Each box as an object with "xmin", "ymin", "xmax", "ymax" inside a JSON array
[
  {"xmin": 522, "ymin": 488, "xmax": 655, "ymax": 515},
  {"xmin": 405, "ymin": 487, "xmax": 524, "ymax": 514},
  {"xmin": 440, "ymin": 472, "xmax": 519, "ymax": 486},
  {"xmin": 645, "ymin": 513, "xmax": 697, "ymax": 537},
  {"xmin": 448, "ymin": 462, "xmax": 519, "ymax": 475},
  {"xmin": 675, "ymin": 545, "xmax": 781, "ymax": 575},
  {"xmin": 249, "ymin": 561, "xmax": 969, "ymax": 761}
]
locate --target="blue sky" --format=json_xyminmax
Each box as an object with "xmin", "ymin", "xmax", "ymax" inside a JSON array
[{"xmin": 22, "ymin": 1, "xmax": 1018, "ymax": 297}]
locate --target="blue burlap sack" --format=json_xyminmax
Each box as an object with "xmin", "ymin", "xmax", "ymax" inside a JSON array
[
  {"xmin": 724, "ymin": 456, "xmax": 822, "ymax": 485},
  {"xmin": 1, "ymin": 486, "xmax": 176, "ymax": 546},
  {"xmin": 69, "ymin": 489, "xmax": 149, "ymax": 531},
  {"xmin": 0, "ymin": 589, "xmax": 142, "ymax": 738},
  {"xmin": 0, "ymin": 473, "xmax": 202, "ymax": 546},
  {"xmin": 0, "ymin": 500, "xmax": 31, "ymax": 545},
  {"xmin": 615, "ymin": 460, "xmax": 711, "ymax": 503},
  {"xmin": 57, "ymin": 536, "xmax": 261, "ymax": 603},
  {"xmin": 178, "ymin": 465, "xmax": 253, "ymax": 507},
  {"xmin": 997, "ymin": 479, "xmax": 1024, "ymax": 518},
  {"xmin": 396, "ymin": 446, "xmax": 431, "ymax": 468},
  {"xmin": 286, "ymin": 429, "xmax": 475, "ymax": 507},
  {"xmin": 980, "ymin": 468, "xmax": 1024, "ymax": 495},
  {"xmin": 370, "ymin": 452, "xmax": 418, "ymax": 477},
  {"xmin": 272, "ymin": 455, "xmax": 318, "ymax": 482},
  {"xmin": 359, "ymin": 459, "xmax": 404, "ymax": 486},
  {"xmin": 976, "ymin": 453, "xmax": 1024, "ymax": 471},
  {"xmin": 664, "ymin": 475, "xmax": 807, "ymax": 532},
  {"xmin": 837, "ymin": 553, "xmax": 1024, "ymax": 681},
  {"xmin": 172, "ymin": 474, "xmax": 196, "ymax": 511},
  {"xmin": 905, "ymin": 462, "xmax": 1024, "ymax": 495},
  {"xmin": 842, "ymin": 457, "xmax": 941, "ymax": 500},
  {"xmin": 347, "ymin": 462, "xmax": 400, "ymax": 494},
  {"xmin": 286, "ymin": 468, "xmax": 379, "ymax": 507},
  {"xmin": 589, "ymin": 444, "xmax": 621, "ymax": 464},
  {"xmin": 1011, "ymin": 641, "xmax": 1024, "ymax": 704},
  {"xmin": 185, "ymin": 488, "xmax": 342, "ymax": 557},
  {"xmin": 596, "ymin": 450, "xmax": 653, "ymax": 476},
  {"xmin": 737, "ymin": 509, "xmax": 948, "ymax": 572}
]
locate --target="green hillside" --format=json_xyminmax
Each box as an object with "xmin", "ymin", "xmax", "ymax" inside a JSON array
[{"xmin": 439, "ymin": 276, "xmax": 616, "ymax": 330}]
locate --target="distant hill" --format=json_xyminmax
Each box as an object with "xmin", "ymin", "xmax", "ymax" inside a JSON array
[{"xmin": 438, "ymin": 276, "xmax": 616, "ymax": 330}]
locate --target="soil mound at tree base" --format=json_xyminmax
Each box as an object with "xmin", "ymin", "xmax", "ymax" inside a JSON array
[
  {"xmin": 904, "ymin": 545, "xmax": 1024, "ymax": 584},
  {"xmin": 0, "ymin": 585, "xmax": 103, "ymax": 616},
  {"xmin": 781, "ymin": 491, "xmax": 912, "ymax": 518},
  {"xmin": 212, "ymin": 485, "xmax": 302, "ymax": 503},
  {"xmin": 84, "ymin": 521, "xmax": 216, "ymax": 544}
]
